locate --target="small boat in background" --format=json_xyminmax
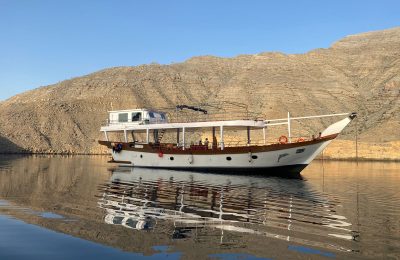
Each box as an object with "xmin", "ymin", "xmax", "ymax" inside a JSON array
[{"xmin": 98, "ymin": 103, "xmax": 356, "ymax": 175}]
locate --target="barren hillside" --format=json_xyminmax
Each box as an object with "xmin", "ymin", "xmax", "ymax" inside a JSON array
[{"xmin": 0, "ymin": 27, "xmax": 399, "ymax": 159}]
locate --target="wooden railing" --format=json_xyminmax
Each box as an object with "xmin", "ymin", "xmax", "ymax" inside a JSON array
[{"xmin": 149, "ymin": 136, "xmax": 312, "ymax": 151}]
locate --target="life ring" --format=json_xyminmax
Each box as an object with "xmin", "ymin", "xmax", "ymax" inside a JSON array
[
  {"xmin": 158, "ymin": 151, "xmax": 164, "ymax": 157},
  {"xmin": 278, "ymin": 135, "xmax": 288, "ymax": 144},
  {"xmin": 297, "ymin": 137, "xmax": 305, "ymax": 143}
]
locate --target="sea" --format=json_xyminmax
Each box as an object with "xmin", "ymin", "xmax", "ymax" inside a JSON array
[{"xmin": 0, "ymin": 155, "xmax": 399, "ymax": 259}]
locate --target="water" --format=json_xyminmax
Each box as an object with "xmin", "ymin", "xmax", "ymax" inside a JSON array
[{"xmin": 0, "ymin": 155, "xmax": 399, "ymax": 259}]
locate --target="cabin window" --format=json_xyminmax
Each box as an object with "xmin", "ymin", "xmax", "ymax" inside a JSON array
[
  {"xmin": 251, "ymin": 155, "xmax": 258, "ymax": 159},
  {"xmin": 161, "ymin": 113, "xmax": 166, "ymax": 120},
  {"xmin": 125, "ymin": 219, "xmax": 137, "ymax": 228},
  {"xmin": 149, "ymin": 112, "xmax": 155, "ymax": 118},
  {"xmin": 118, "ymin": 113, "xmax": 128, "ymax": 122},
  {"xmin": 170, "ymin": 157, "xmax": 174, "ymax": 161},
  {"xmin": 226, "ymin": 157, "xmax": 232, "ymax": 161},
  {"xmin": 112, "ymin": 216, "xmax": 124, "ymax": 224},
  {"xmin": 131, "ymin": 112, "xmax": 142, "ymax": 122}
]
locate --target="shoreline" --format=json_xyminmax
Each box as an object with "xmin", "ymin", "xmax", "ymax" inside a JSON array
[
  {"xmin": 316, "ymin": 157, "xmax": 400, "ymax": 163},
  {"xmin": 1, "ymin": 139, "xmax": 398, "ymax": 162},
  {"xmin": 1, "ymin": 151, "xmax": 399, "ymax": 163}
]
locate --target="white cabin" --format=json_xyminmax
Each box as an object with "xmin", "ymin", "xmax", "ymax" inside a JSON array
[{"xmin": 108, "ymin": 109, "xmax": 167, "ymax": 125}]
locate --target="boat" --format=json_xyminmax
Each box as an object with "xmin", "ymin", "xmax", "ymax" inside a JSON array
[{"xmin": 98, "ymin": 104, "xmax": 356, "ymax": 175}]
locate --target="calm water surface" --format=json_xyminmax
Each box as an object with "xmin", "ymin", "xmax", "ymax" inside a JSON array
[{"xmin": 0, "ymin": 155, "xmax": 399, "ymax": 259}]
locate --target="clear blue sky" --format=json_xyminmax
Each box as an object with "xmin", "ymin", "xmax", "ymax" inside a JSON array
[{"xmin": 1, "ymin": 0, "xmax": 399, "ymax": 100}]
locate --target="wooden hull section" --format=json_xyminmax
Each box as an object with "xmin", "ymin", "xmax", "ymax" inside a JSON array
[{"xmin": 128, "ymin": 164, "xmax": 307, "ymax": 177}]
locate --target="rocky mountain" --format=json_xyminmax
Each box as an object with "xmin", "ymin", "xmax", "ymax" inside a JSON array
[{"xmin": 0, "ymin": 27, "xmax": 399, "ymax": 159}]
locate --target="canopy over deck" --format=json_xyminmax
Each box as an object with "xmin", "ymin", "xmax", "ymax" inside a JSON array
[
  {"xmin": 101, "ymin": 112, "xmax": 353, "ymax": 132},
  {"xmin": 100, "ymin": 119, "xmax": 265, "ymax": 132}
]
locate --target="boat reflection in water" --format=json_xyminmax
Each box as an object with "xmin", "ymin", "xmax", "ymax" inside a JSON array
[{"xmin": 98, "ymin": 167, "xmax": 357, "ymax": 252}]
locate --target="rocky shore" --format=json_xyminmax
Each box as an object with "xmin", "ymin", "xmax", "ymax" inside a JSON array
[{"xmin": 322, "ymin": 141, "xmax": 400, "ymax": 162}]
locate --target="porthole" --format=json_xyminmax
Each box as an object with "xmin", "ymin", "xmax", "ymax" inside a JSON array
[
  {"xmin": 296, "ymin": 148, "xmax": 305, "ymax": 154},
  {"xmin": 170, "ymin": 157, "xmax": 174, "ymax": 161},
  {"xmin": 251, "ymin": 155, "xmax": 258, "ymax": 159},
  {"xmin": 226, "ymin": 157, "xmax": 232, "ymax": 161},
  {"xmin": 140, "ymin": 154, "xmax": 143, "ymax": 158}
]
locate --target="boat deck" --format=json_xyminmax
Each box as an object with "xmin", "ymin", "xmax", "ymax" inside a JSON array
[{"xmin": 98, "ymin": 134, "xmax": 337, "ymax": 155}]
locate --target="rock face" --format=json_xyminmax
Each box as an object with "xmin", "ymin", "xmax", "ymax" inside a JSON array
[{"xmin": 0, "ymin": 27, "xmax": 399, "ymax": 158}]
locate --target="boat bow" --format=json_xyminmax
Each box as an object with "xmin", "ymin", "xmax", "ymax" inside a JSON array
[{"xmin": 321, "ymin": 112, "xmax": 357, "ymax": 137}]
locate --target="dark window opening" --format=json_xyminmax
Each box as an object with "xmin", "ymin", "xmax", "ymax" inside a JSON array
[
  {"xmin": 140, "ymin": 154, "xmax": 143, "ymax": 158},
  {"xmin": 251, "ymin": 155, "xmax": 258, "ymax": 159},
  {"xmin": 226, "ymin": 157, "xmax": 232, "ymax": 161},
  {"xmin": 149, "ymin": 112, "xmax": 155, "ymax": 118},
  {"xmin": 296, "ymin": 148, "xmax": 305, "ymax": 154},
  {"xmin": 170, "ymin": 157, "xmax": 174, "ymax": 161},
  {"xmin": 132, "ymin": 112, "xmax": 142, "ymax": 122}
]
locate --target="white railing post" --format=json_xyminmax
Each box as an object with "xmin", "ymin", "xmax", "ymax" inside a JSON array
[
  {"xmin": 287, "ymin": 112, "xmax": 291, "ymax": 143},
  {"xmin": 104, "ymin": 131, "xmax": 109, "ymax": 141}
]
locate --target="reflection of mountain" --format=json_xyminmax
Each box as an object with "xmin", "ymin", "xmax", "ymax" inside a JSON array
[
  {"xmin": 0, "ymin": 156, "xmax": 164, "ymax": 255},
  {"xmin": 0, "ymin": 136, "xmax": 25, "ymax": 153},
  {"xmin": 98, "ymin": 167, "xmax": 356, "ymax": 251}
]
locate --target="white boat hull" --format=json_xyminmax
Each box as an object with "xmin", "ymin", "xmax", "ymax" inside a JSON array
[{"xmin": 109, "ymin": 139, "xmax": 332, "ymax": 174}]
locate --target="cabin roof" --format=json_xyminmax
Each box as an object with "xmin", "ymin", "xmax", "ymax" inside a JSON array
[{"xmin": 108, "ymin": 108, "xmax": 162, "ymax": 113}]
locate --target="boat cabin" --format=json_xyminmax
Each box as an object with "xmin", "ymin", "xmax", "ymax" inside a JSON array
[{"xmin": 108, "ymin": 109, "xmax": 167, "ymax": 125}]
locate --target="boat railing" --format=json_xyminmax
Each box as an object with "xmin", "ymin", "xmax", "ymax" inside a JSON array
[
  {"xmin": 149, "ymin": 135, "xmax": 312, "ymax": 150},
  {"xmin": 221, "ymin": 136, "xmax": 311, "ymax": 147}
]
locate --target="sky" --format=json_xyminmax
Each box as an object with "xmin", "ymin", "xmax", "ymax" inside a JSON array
[{"xmin": 0, "ymin": 0, "xmax": 399, "ymax": 101}]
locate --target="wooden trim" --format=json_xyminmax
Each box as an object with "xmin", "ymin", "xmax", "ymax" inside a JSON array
[
  {"xmin": 108, "ymin": 159, "xmax": 131, "ymax": 164},
  {"xmin": 99, "ymin": 134, "xmax": 338, "ymax": 155}
]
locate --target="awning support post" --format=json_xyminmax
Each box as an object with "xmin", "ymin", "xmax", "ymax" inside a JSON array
[
  {"xmin": 220, "ymin": 126, "xmax": 224, "ymax": 150},
  {"xmin": 263, "ymin": 127, "xmax": 266, "ymax": 145},
  {"xmin": 247, "ymin": 126, "xmax": 251, "ymax": 145},
  {"xmin": 182, "ymin": 127, "xmax": 186, "ymax": 150},
  {"xmin": 123, "ymin": 130, "xmax": 128, "ymax": 143},
  {"xmin": 287, "ymin": 112, "xmax": 292, "ymax": 143},
  {"xmin": 176, "ymin": 128, "xmax": 180, "ymax": 146},
  {"xmin": 212, "ymin": 127, "xmax": 217, "ymax": 150},
  {"xmin": 104, "ymin": 131, "xmax": 109, "ymax": 141}
]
